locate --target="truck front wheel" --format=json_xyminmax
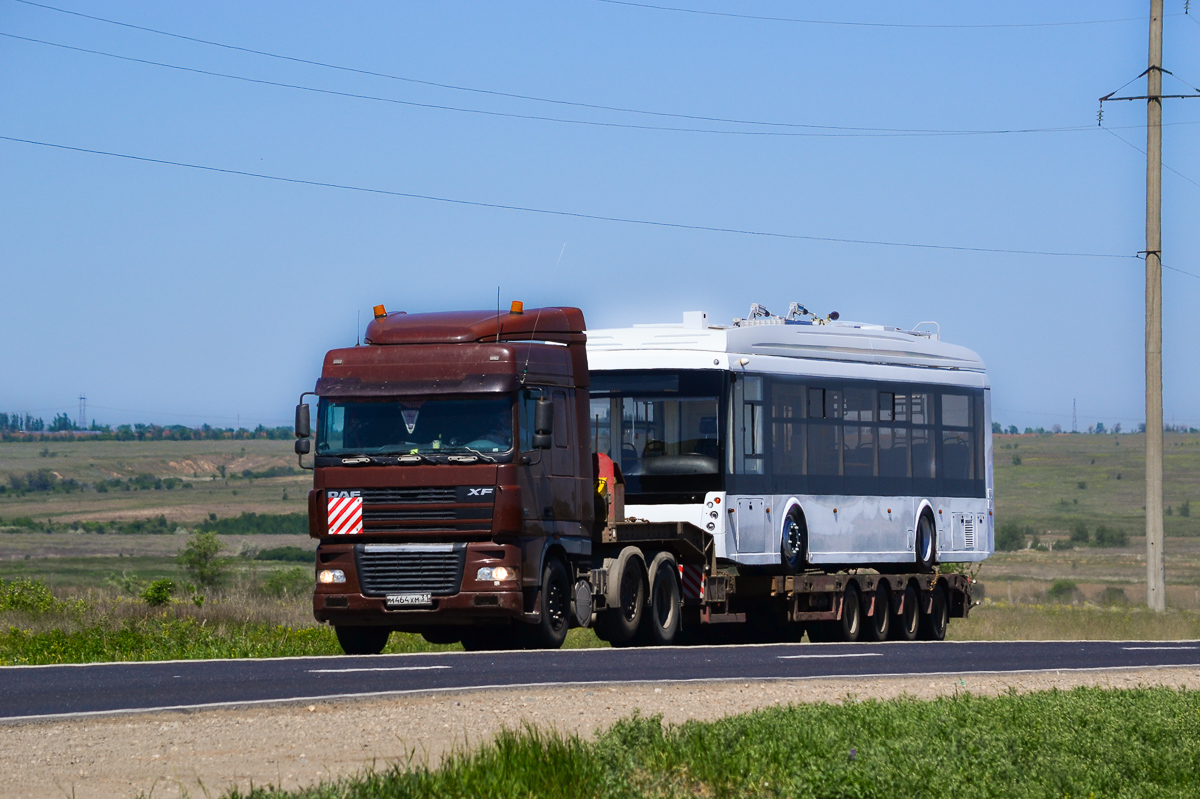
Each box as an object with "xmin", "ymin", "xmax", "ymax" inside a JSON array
[
  {"xmin": 335, "ymin": 625, "xmax": 390, "ymax": 655},
  {"xmin": 525, "ymin": 557, "xmax": 571, "ymax": 650}
]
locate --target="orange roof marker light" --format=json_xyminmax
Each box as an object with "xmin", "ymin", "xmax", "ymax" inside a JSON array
[
  {"xmin": 510, "ymin": 300, "xmax": 524, "ymax": 314},
  {"xmin": 373, "ymin": 304, "xmax": 387, "ymax": 320}
]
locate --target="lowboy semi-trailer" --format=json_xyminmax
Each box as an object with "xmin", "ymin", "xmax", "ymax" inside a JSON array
[{"xmin": 294, "ymin": 303, "xmax": 987, "ymax": 654}]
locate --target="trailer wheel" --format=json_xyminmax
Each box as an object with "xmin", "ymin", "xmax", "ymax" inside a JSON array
[
  {"xmin": 334, "ymin": 625, "xmax": 390, "ymax": 655},
  {"xmin": 889, "ymin": 584, "xmax": 920, "ymax": 641},
  {"xmin": 526, "ymin": 557, "xmax": 571, "ymax": 650},
  {"xmin": 780, "ymin": 507, "xmax": 808, "ymax": 573},
  {"xmin": 915, "ymin": 512, "xmax": 937, "ymax": 573},
  {"xmin": 638, "ymin": 552, "xmax": 681, "ymax": 646},
  {"xmin": 595, "ymin": 556, "xmax": 646, "ymax": 647},
  {"xmin": 810, "ymin": 584, "xmax": 862, "ymax": 643},
  {"xmin": 918, "ymin": 584, "xmax": 949, "ymax": 641},
  {"xmin": 862, "ymin": 584, "xmax": 891, "ymax": 642}
]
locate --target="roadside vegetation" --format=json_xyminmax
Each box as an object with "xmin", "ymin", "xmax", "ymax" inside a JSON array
[{"xmin": 221, "ymin": 687, "xmax": 1200, "ymax": 799}]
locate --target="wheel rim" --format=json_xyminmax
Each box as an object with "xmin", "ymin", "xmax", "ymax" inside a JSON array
[
  {"xmin": 785, "ymin": 517, "xmax": 804, "ymax": 559},
  {"xmin": 546, "ymin": 573, "xmax": 568, "ymax": 632},
  {"xmin": 917, "ymin": 517, "xmax": 933, "ymax": 562},
  {"xmin": 652, "ymin": 574, "xmax": 673, "ymax": 628},
  {"xmin": 873, "ymin": 589, "xmax": 889, "ymax": 636},
  {"xmin": 845, "ymin": 590, "xmax": 860, "ymax": 636},
  {"xmin": 620, "ymin": 567, "xmax": 641, "ymax": 623}
]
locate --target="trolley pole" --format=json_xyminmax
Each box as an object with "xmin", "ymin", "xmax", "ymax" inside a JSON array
[{"xmin": 1145, "ymin": 0, "xmax": 1166, "ymax": 612}]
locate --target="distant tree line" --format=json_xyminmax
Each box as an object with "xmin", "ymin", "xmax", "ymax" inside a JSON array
[
  {"xmin": 0, "ymin": 413, "xmax": 292, "ymax": 442},
  {"xmin": 992, "ymin": 421, "xmax": 1198, "ymax": 435}
]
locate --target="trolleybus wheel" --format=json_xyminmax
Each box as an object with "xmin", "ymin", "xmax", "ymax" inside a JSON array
[
  {"xmin": 915, "ymin": 512, "xmax": 937, "ymax": 573},
  {"xmin": 595, "ymin": 556, "xmax": 647, "ymax": 647},
  {"xmin": 334, "ymin": 625, "xmax": 390, "ymax": 655},
  {"xmin": 526, "ymin": 557, "xmax": 571, "ymax": 650},
  {"xmin": 918, "ymin": 584, "xmax": 949, "ymax": 641},
  {"xmin": 780, "ymin": 507, "xmax": 808, "ymax": 573},
  {"xmin": 637, "ymin": 552, "xmax": 681, "ymax": 646},
  {"xmin": 889, "ymin": 584, "xmax": 920, "ymax": 642},
  {"xmin": 862, "ymin": 584, "xmax": 891, "ymax": 642}
]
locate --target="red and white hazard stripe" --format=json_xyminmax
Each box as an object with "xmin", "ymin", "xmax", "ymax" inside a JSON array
[
  {"xmin": 679, "ymin": 564, "xmax": 705, "ymax": 600},
  {"xmin": 327, "ymin": 495, "xmax": 363, "ymax": 536}
]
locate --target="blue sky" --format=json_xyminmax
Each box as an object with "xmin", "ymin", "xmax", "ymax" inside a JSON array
[{"xmin": 1, "ymin": 1, "xmax": 1198, "ymax": 431}]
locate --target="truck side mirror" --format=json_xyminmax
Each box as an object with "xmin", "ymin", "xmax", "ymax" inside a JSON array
[
  {"xmin": 295, "ymin": 438, "xmax": 311, "ymax": 455},
  {"xmin": 532, "ymin": 397, "xmax": 553, "ymax": 449},
  {"xmin": 295, "ymin": 403, "xmax": 311, "ymax": 438}
]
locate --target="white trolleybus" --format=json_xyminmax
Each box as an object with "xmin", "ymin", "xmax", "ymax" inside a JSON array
[{"xmin": 585, "ymin": 305, "xmax": 993, "ymax": 577}]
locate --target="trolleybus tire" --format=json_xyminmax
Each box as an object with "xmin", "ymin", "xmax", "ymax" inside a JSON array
[
  {"xmin": 594, "ymin": 556, "xmax": 647, "ymax": 647},
  {"xmin": 334, "ymin": 625, "xmax": 390, "ymax": 655},
  {"xmin": 889, "ymin": 584, "xmax": 920, "ymax": 641},
  {"xmin": 780, "ymin": 506, "xmax": 809, "ymax": 573},
  {"xmin": 915, "ymin": 512, "xmax": 938, "ymax": 573},
  {"xmin": 917, "ymin": 584, "xmax": 949, "ymax": 641}
]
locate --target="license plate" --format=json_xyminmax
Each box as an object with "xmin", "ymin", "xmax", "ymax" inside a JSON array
[{"xmin": 385, "ymin": 593, "xmax": 432, "ymax": 608}]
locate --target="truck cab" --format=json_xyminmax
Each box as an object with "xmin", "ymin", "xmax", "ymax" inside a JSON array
[{"xmin": 298, "ymin": 305, "xmax": 593, "ymax": 653}]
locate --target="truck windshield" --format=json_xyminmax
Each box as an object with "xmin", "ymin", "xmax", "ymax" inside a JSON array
[{"xmin": 318, "ymin": 397, "xmax": 513, "ymax": 457}]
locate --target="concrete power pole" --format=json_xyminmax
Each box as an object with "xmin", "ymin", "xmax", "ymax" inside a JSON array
[{"xmin": 1145, "ymin": 0, "xmax": 1166, "ymax": 612}]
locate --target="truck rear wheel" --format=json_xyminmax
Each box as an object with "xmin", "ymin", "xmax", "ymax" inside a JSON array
[
  {"xmin": 525, "ymin": 557, "xmax": 571, "ymax": 650},
  {"xmin": 334, "ymin": 625, "xmax": 390, "ymax": 655},
  {"xmin": 594, "ymin": 556, "xmax": 646, "ymax": 647},
  {"xmin": 637, "ymin": 552, "xmax": 681, "ymax": 646},
  {"xmin": 918, "ymin": 584, "xmax": 949, "ymax": 641}
]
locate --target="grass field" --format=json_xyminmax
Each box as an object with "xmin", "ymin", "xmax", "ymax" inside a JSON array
[
  {"xmin": 1, "ymin": 433, "xmax": 1199, "ymax": 666},
  {"xmin": 219, "ymin": 687, "xmax": 1200, "ymax": 798}
]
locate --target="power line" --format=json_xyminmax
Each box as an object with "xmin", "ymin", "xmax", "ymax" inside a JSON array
[
  {"xmin": 0, "ymin": 133, "xmax": 1141, "ymax": 261},
  {"xmin": 9, "ymin": 30, "xmax": 1108, "ymax": 139},
  {"xmin": 7, "ymin": 30, "xmax": 1123, "ymax": 139},
  {"xmin": 4, "ymin": 0, "xmax": 1160, "ymax": 138},
  {"xmin": 1101, "ymin": 124, "xmax": 1200, "ymax": 193},
  {"xmin": 585, "ymin": 0, "xmax": 1157, "ymax": 29}
]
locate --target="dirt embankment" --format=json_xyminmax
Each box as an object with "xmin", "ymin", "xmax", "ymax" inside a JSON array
[{"xmin": 2, "ymin": 667, "xmax": 1198, "ymax": 799}]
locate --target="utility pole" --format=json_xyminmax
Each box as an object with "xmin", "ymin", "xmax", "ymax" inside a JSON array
[{"xmin": 1145, "ymin": 0, "xmax": 1166, "ymax": 612}]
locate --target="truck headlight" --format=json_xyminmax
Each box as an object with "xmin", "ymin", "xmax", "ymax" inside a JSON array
[
  {"xmin": 318, "ymin": 569, "xmax": 346, "ymax": 584},
  {"xmin": 477, "ymin": 566, "xmax": 515, "ymax": 582}
]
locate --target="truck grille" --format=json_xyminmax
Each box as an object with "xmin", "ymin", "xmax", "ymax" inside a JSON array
[
  {"xmin": 359, "ymin": 487, "xmax": 456, "ymax": 504},
  {"xmin": 356, "ymin": 543, "xmax": 466, "ymax": 596}
]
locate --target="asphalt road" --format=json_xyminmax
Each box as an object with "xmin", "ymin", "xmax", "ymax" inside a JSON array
[{"xmin": 3, "ymin": 640, "xmax": 1198, "ymax": 722}]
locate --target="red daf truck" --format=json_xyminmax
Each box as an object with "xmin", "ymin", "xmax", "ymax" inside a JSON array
[{"xmin": 293, "ymin": 304, "xmax": 976, "ymax": 654}]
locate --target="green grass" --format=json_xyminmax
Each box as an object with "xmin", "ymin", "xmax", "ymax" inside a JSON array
[
  {"xmin": 993, "ymin": 432, "xmax": 1200, "ymax": 537},
  {"xmin": 222, "ymin": 687, "xmax": 1200, "ymax": 798}
]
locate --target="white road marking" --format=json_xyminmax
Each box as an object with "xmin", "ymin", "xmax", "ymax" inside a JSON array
[
  {"xmin": 778, "ymin": 653, "xmax": 883, "ymax": 660},
  {"xmin": 1121, "ymin": 646, "xmax": 1199, "ymax": 651},
  {"xmin": 308, "ymin": 665, "xmax": 452, "ymax": 673}
]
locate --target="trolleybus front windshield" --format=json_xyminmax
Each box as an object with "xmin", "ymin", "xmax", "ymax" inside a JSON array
[{"xmin": 589, "ymin": 371, "xmax": 723, "ymax": 503}]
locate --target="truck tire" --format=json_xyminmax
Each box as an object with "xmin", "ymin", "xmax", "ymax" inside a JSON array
[
  {"xmin": 915, "ymin": 512, "xmax": 937, "ymax": 573},
  {"xmin": 461, "ymin": 625, "xmax": 517, "ymax": 651},
  {"xmin": 780, "ymin": 506, "xmax": 808, "ymax": 573},
  {"xmin": 334, "ymin": 625, "xmax": 390, "ymax": 655},
  {"xmin": 525, "ymin": 557, "xmax": 571, "ymax": 650},
  {"xmin": 594, "ymin": 555, "xmax": 646, "ymax": 647},
  {"xmin": 918, "ymin": 584, "xmax": 949, "ymax": 641},
  {"xmin": 637, "ymin": 552, "xmax": 681, "ymax": 646},
  {"xmin": 890, "ymin": 584, "xmax": 920, "ymax": 641},
  {"xmin": 862, "ymin": 584, "xmax": 891, "ymax": 642}
]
